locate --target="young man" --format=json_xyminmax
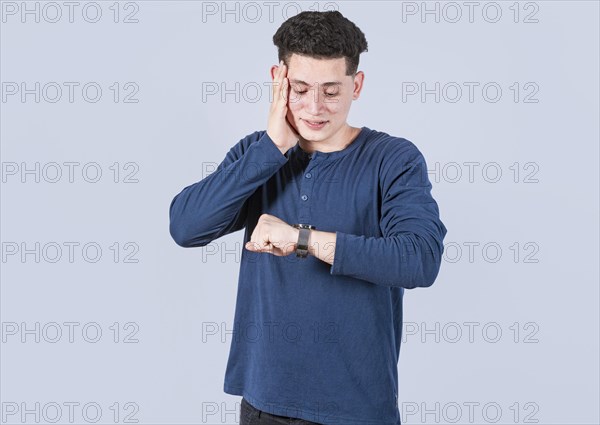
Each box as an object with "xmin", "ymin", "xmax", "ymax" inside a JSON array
[{"xmin": 169, "ymin": 11, "xmax": 447, "ymax": 425}]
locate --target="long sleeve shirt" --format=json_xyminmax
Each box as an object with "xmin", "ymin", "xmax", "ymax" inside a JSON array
[{"xmin": 169, "ymin": 126, "xmax": 447, "ymax": 425}]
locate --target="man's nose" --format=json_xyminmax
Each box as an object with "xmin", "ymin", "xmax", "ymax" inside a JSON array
[{"xmin": 305, "ymin": 90, "xmax": 325, "ymax": 114}]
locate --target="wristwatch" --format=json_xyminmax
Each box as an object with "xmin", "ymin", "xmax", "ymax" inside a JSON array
[{"xmin": 291, "ymin": 223, "xmax": 316, "ymax": 258}]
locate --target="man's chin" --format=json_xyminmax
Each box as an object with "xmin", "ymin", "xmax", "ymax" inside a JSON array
[
  {"xmin": 297, "ymin": 127, "xmax": 328, "ymax": 142},
  {"xmin": 297, "ymin": 132, "xmax": 318, "ymax": 143}
]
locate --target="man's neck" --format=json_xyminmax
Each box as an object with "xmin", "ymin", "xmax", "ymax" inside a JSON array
[{"xmin": 298, "ymin": 124, "xmax": 361, "ymax": 154}]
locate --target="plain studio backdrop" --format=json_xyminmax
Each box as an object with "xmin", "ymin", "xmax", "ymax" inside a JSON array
[{"xmin": 1, "ymin": 1, "xmax": 598, "ymax": 424}]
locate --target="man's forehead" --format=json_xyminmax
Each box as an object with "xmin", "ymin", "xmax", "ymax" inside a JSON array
[
  {"xmin": 288, "ymin": 78, "xmax": 343, "ymax": 87},
  {"xmin": 286, "ymin": 54, "xmax": 348, "ymax": 86}
]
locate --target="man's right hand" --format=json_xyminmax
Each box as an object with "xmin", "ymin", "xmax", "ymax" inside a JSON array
[{"xmin": 267, "ymin": 60, "xmax": 300, "ymax": 155}]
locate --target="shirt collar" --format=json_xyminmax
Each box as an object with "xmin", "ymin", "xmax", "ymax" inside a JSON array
[{"xmin": 293, "ymin": 126, "xmax": 370, "ymax": 162}]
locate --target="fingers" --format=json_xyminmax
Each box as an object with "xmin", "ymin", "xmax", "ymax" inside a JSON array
[
  {"xmin": 280, "ymin": 63, "xmax": 289, "ymax": 105},
  {"xmin": 282, "ymin": 76, "xmax": 288, "ymax": 103},
  {"xmin": 286, "ymin": 115, "xmax": 299, "ymax": 136},
  {"xmin": 271, "ymin": 61, "xmax": 281, "ymax": 101},
  {"xmin": 277, "ymin": 63, "xmax": 285, "ymax": 105},
  {"xmin": 245, "ymin": 241, "xmax": 266, "ymax": 252},
  {"xmin": 246, "ymin": 235, "xmax": 271, "ymax": 251},
  {"xmin": 270, "ymin": 62, "xmax": 279, "ymax": 107},
  {"xmin": 245, "ymin": 240, "xmax": 282, "ymax": 256},
  {"xmin": 246, "ymin": 232, "xmax": 294, "ymax": 256},
  {"xmin": 272, "ymin": 61, "xmax": 288, "ymax": 108}
]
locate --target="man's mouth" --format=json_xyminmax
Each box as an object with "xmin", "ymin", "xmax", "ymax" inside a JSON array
[{"xmin": 303, "ymin": 118, "xmax": 328, "ymax": 125}]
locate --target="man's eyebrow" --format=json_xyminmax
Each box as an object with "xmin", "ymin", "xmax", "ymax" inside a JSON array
[{"xmin": 289, "ymin": 79, "xmax": 342, "ymax": 87}]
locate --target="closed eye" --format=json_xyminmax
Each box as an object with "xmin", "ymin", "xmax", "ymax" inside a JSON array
[{"xmin": 293, "ymin": 89, "xmax": 339, "ymax": 97}]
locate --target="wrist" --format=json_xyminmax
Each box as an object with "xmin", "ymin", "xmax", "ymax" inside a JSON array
[
  {"xmin": 292, "ymin": 227, "xmax": 300, "ymax": 250},
  {"xmin": 266, "ymin": 131, "xmax": 296, "ymax": 155},
  {"xmin": 291, "ymin": 224, "xmax": 315, "ymax": 258},
  {"xmin": 266, "ymin": 131, "xmax": 284, "ymax": 152}
]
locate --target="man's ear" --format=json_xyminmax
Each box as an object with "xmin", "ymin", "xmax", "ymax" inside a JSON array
[
  {"xmin": 352, "ymin": 71, "xmax": 365, "ymax": 100},
  {"xmin": 270, "ymin": 64, "xmax": 279, "ymax": 81}
]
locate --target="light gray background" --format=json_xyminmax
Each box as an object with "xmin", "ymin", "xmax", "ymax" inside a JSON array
[{"xmin": 1, "ymin": 1, "xmax": 599, "ymax": 424}]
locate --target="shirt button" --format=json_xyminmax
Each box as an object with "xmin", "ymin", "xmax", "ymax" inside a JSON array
[
  {"xmin": 301, "ymin": 195, "xmax": 308, "ymax": 201},
  {"xmin": 305, "ymin": 173, "xmax": 312, "ymax": 179}
]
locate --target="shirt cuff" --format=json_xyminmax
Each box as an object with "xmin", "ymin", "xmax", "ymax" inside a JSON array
[
  {"xmin": 258, "ymin": 131, "xmax": 287, "ymax": 162},
  {"xmin": 330, "ymin": 231, "xmax": 346, "ymax": 276}
]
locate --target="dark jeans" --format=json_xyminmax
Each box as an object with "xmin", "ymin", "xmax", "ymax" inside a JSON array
[{"xmin": 240, "ymin": 397, "xmax": 323, "ymax": 425}]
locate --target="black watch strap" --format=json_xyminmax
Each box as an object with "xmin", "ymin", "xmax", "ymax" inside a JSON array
[{"xmin": 292, "ymin": 223, "xmax": 316, "ymax": 258}]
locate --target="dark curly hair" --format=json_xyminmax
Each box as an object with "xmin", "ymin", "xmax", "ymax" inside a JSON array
[{"xmin": 272, "ymin": 10, "xmax": 368, "ymax": 76}]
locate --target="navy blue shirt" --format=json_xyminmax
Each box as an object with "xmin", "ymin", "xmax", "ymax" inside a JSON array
[{"xmin": 169, "ymin": 127, "xmax": 447, "ymax": 425}]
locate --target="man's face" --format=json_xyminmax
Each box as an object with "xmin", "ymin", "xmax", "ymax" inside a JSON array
[{"xmin": 273, "ymin": 53, "xmax": 363, "ymax": 144}]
